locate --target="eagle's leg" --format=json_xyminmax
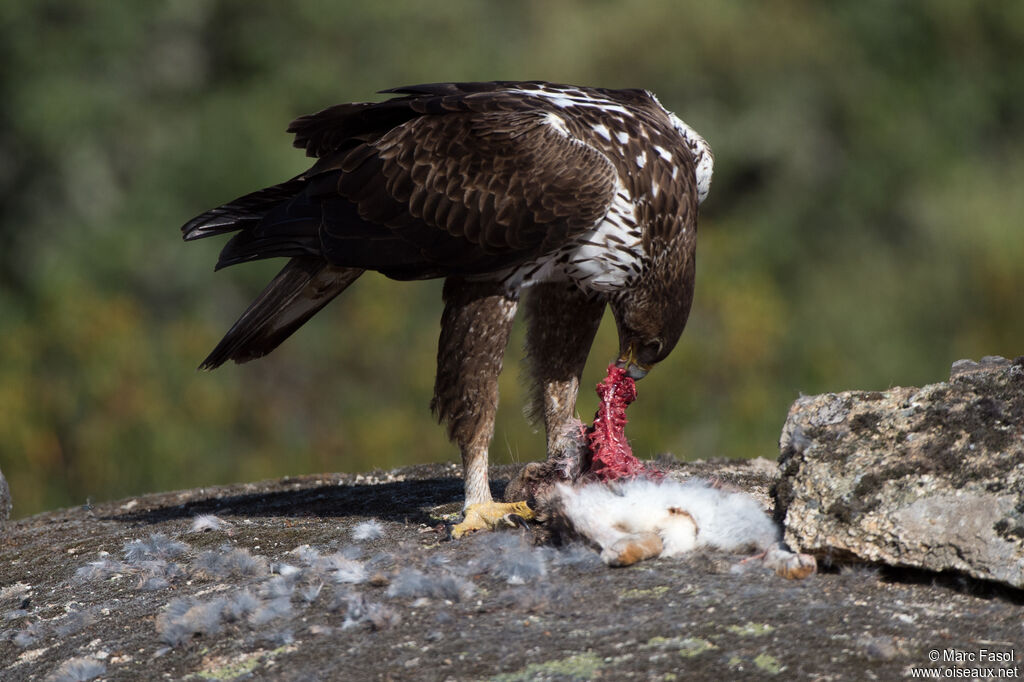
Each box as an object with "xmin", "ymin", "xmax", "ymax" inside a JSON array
[
  {"xmin": 504, "ymin": 283, "xmax": 606, "ymax": 504},
  {"xmin": 525, "ymin": 283, "xmax": 606, "ymax": 453},
  {"xmin": 432, "ymin": 278, "xmax": 526, "ymax": 537}
]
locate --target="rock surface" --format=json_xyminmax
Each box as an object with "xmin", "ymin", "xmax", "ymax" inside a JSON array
[
  {"xmin": 776, "ymin": 356, "xmax": 1024, "ymax": 588},
  {"xmin": 2, "ymin": 460, "xmax": 1021, "ymax": 681}
]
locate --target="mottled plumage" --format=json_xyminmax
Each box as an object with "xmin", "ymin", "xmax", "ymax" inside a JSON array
[{"xmin": 182, "ymin": 81, "xmax": 713, "ymax": 519}]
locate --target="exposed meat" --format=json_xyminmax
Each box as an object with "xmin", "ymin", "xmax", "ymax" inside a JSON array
[{"xmin": 583, "ymin": 364, "xmax": 660, "ymax": 481}]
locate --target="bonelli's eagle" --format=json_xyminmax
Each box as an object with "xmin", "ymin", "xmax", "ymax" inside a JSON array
[{"xmin": 182, "ymin": 81, "xmax": 713, "ymax": 535}]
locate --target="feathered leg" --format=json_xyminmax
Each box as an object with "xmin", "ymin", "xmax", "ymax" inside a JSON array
[
  {"xmin": 524, "ymin": 283, "xmax": 606, "ymax": 451},
  {"xmin": 504, "ymin": 284, "xmax": 605, "ymax": 505},
  {"xmin": 432, "ymin": 278, "xmax": 528, "ymax": 536}
]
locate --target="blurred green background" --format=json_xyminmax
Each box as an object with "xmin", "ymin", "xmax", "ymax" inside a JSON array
[{"xmin": 2, "ymin": 1, "xmax": 1022, "ymax": 518}]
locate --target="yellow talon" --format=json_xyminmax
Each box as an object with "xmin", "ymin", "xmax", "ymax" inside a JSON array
[{"xmin": 451, "ymin": 500, "xmax": 535, "ymax": 538}]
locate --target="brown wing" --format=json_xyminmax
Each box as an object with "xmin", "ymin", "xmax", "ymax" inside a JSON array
[{"xmin": 197, "ymin": 105, "xmax": 619, "ymax": 280}]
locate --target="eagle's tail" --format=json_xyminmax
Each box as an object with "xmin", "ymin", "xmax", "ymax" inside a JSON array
[
  {"xmin": 181, "ymin": 178, "xmax": 307, "ymax": 242},
  {"xmin": 200, "ymin": 257, "xmax": 364, "ymax": 369}
]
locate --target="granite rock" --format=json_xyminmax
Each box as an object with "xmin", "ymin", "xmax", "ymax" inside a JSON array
[
  {"xmin": 2, "ymin": 461, "xmax": 1020, "ymax": 681},
  {"xmin": 775, "ymin": 356, "xmax": 1024, "ymax": 588}
]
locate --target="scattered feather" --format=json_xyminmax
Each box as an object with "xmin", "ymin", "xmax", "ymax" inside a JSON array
[
  {"xmin": 258, "ymin": 628, "xmax": 294, "ymax": 646},
  {"xmin": 54, "ymin": 610, "xmax": 94, "ymax": 637},
  {"xmin": 134, "ymin": 559, "xmax": 185, "ymax": 591},
  {"xmin": 45, "ymin": 657, "xmax": 106, "ymax": 682},
  {"xmin": 338, "ymin": 593, "xmax": 400, "ymax": 631},
  {"xmin": 386, "ymin": 568, "xmax": 476, "ymax": 602},
  {"xmin": 352, "ymin": 520, "xmax": 384, "ymax": 541},
  {"xmin": 137, "ymin": 576, "xmax": 170, "ymax": 591},
  {"xmin": 189, "ymin": 514, "xmax": 228, "ymax": 533},
  {"xmin": 299, "ymin": 581, "xmax": 324, "ymax": 603},
  {"xmin": 191, "ymin": 545, "xmax": 268, "ymax": 579},
  {"xmin": 0, "ymin": 582, "xmax": 31, "ymax": 603},
  {"xmin": 322, "ymin": 553, "xmax": 367, "ymax": 584},
  {"xmin": 156, "ymin": 597, "xmax": 225, "ymax": 646},
  {"xmin": 337, "ymin": 545, "xmax": 363, "ymax": 560},
  {"xmin": 14, "ymin": 621, "xmax": 47, "ymax": 648},
  {"xmin": 364, "ymin": 601, "xmax": 401, "ymax": 630},
  {"xmin": 73, "ymin": 559, "xmax": 128, "ymax": 583},
  {"xmin": 425, "ymin": 553, "xmax": 451, "ymax": 569},
  {"xmin": 261, "ymin": 575, "xmax": 296, "ymax": 600},
  {"xmin": 365, "ymin": 552, "xmax": 395, "ymax": 570},
  {"xmin": 291, "ymin": 544, "xmax": 321, "ymax": 564},
  {"xmin": 471, "ymin": 534, "xmax": 547, "ymax": 584},
  {"xmin": 273, "ymin": 562, "xmax": 301, "ymax": 578},
  {"xmin": 123, "ymin": 534, "xmax": 189, "ymax": 563},
  {"xmin": 545, "ymin": 543, "xmax": 603, "ymax": 569},
  {"xmin": 222, "ymin": 590, "xmax": 260, "ymax": 622},
  {"xmin": 249, "ymin": 596, "xmax": 292, "ymax": 626}
]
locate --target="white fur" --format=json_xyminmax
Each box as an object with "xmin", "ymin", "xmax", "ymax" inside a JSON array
[{"xmin": 553, "ymin": 478, "xmax": 779, "ymax": 560}]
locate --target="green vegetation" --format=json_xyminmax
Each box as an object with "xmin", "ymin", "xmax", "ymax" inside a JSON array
[{"xmin": 1, "ymin": 2, "xmax": 1022, "ymax": 517}]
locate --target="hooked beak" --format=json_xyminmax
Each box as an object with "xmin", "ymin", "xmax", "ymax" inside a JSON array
[{"xmin": 616, "ymin": 343, "xmax": 650, "ymax": 380}]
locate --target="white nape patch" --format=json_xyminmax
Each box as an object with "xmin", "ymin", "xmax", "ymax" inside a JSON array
[
  {"xmin": 615, "ymin": 130, "xmax": 630, "ymax": 144},
  {"xmin": 666, "ymin": 112, "xmax": 714, "ymax": 204},
  {"xmin": 635, "ymin": 151, "xmax": 647, "ymax": 168},
  {"xmin": 543, "ymin": 112, "xmax": 571, "ymax": 137},
  {"xmin": 553, "ymin": 478, "xmax": 780, "ymax": 561},
  {"xmin": 591, "ymin": 123, "xmax": 611, "ymax": 141}
]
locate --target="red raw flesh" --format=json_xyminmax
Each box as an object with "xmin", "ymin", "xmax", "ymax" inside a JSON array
[{"xmin": 584, "ymin": 364, "xmax": 660, "ymax": 481}]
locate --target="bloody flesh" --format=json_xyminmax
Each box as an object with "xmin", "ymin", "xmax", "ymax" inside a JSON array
[{"xmin": 584, "ymin": 364, "xmax": 657, "ymax": 480}]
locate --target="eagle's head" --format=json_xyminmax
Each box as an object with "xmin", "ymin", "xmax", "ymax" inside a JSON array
[
  {"xmin": 610, "ymin": 239, "xmax": 696, "ymax": 380},
  {"xmin": 609, "ymin": 102, "xmax": 709, "ymax": 379}
]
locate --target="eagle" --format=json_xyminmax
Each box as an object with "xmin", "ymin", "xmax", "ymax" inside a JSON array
[{"xmin": 182, "ymin": 81, "xmax": 713, "ymax": 535}]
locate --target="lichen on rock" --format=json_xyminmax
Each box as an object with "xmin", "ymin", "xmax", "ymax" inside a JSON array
[{"xmin": 775, "ymin": 355, "xmax": 1024, "ymax": 588}]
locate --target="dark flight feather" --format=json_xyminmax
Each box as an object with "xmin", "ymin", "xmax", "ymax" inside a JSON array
[{"xmin": 199, "ymin": 258, "xmax": 363, "ymax": 369}]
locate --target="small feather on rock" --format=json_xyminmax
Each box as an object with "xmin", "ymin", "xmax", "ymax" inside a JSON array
[
  {"xmin": 123, "ymin": 533, "xmax": 188, "ymax": 563},
  {"xmin": 352, "ymin": 520, "xmax": 384, "ymax": 541},
  {"xmin": 189, "ymin": 514, "xmax": 229, "ymax": 533},
  {"xmin": 45, "ymin": 657, "xmax": 106, "ymax": 682},
  {"xmin": 470, "ymin": 534, "xmax": 547, "ymax": 584},
  {"xmin": 386, "ymin": 567, "xmax": 476, "ymax": 602},
  {"xmin": 54, "ymin": 609, "xmax": 95, "ymax": 637},
  {"xmin": 14, "ymin": 621, "xmax": 47, "ymax": 648},
  {"xmin": 222, "ymin": 589, "xmax": 260, "ymax": 622},
  {"xmin": 191, "ymin": 545, "xmax": 268, "ymax": 579},
  {"xmin": 73, "ymin": 559, "xmax": 128, "ymax": 583},
  {"xmin": 249, "ymin": 596, "xmax": 292, "ymax": 626},
  {"xmin": 156, "ymin": 597, "xmax": 225, "ymax": 646}
]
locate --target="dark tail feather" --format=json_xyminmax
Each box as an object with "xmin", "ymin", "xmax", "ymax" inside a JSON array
[
  {"xmin": 200, "ymin": 257, "xmax": 364, "ymax": 369},
  {"xmin": 182, "ymin": 178, "xmax": 307, "ymax": 241}
]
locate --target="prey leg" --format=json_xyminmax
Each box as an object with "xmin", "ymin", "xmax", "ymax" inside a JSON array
[{"xmin": 430, "ymin": 278, "xmax": 532, "ymax": 537}]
